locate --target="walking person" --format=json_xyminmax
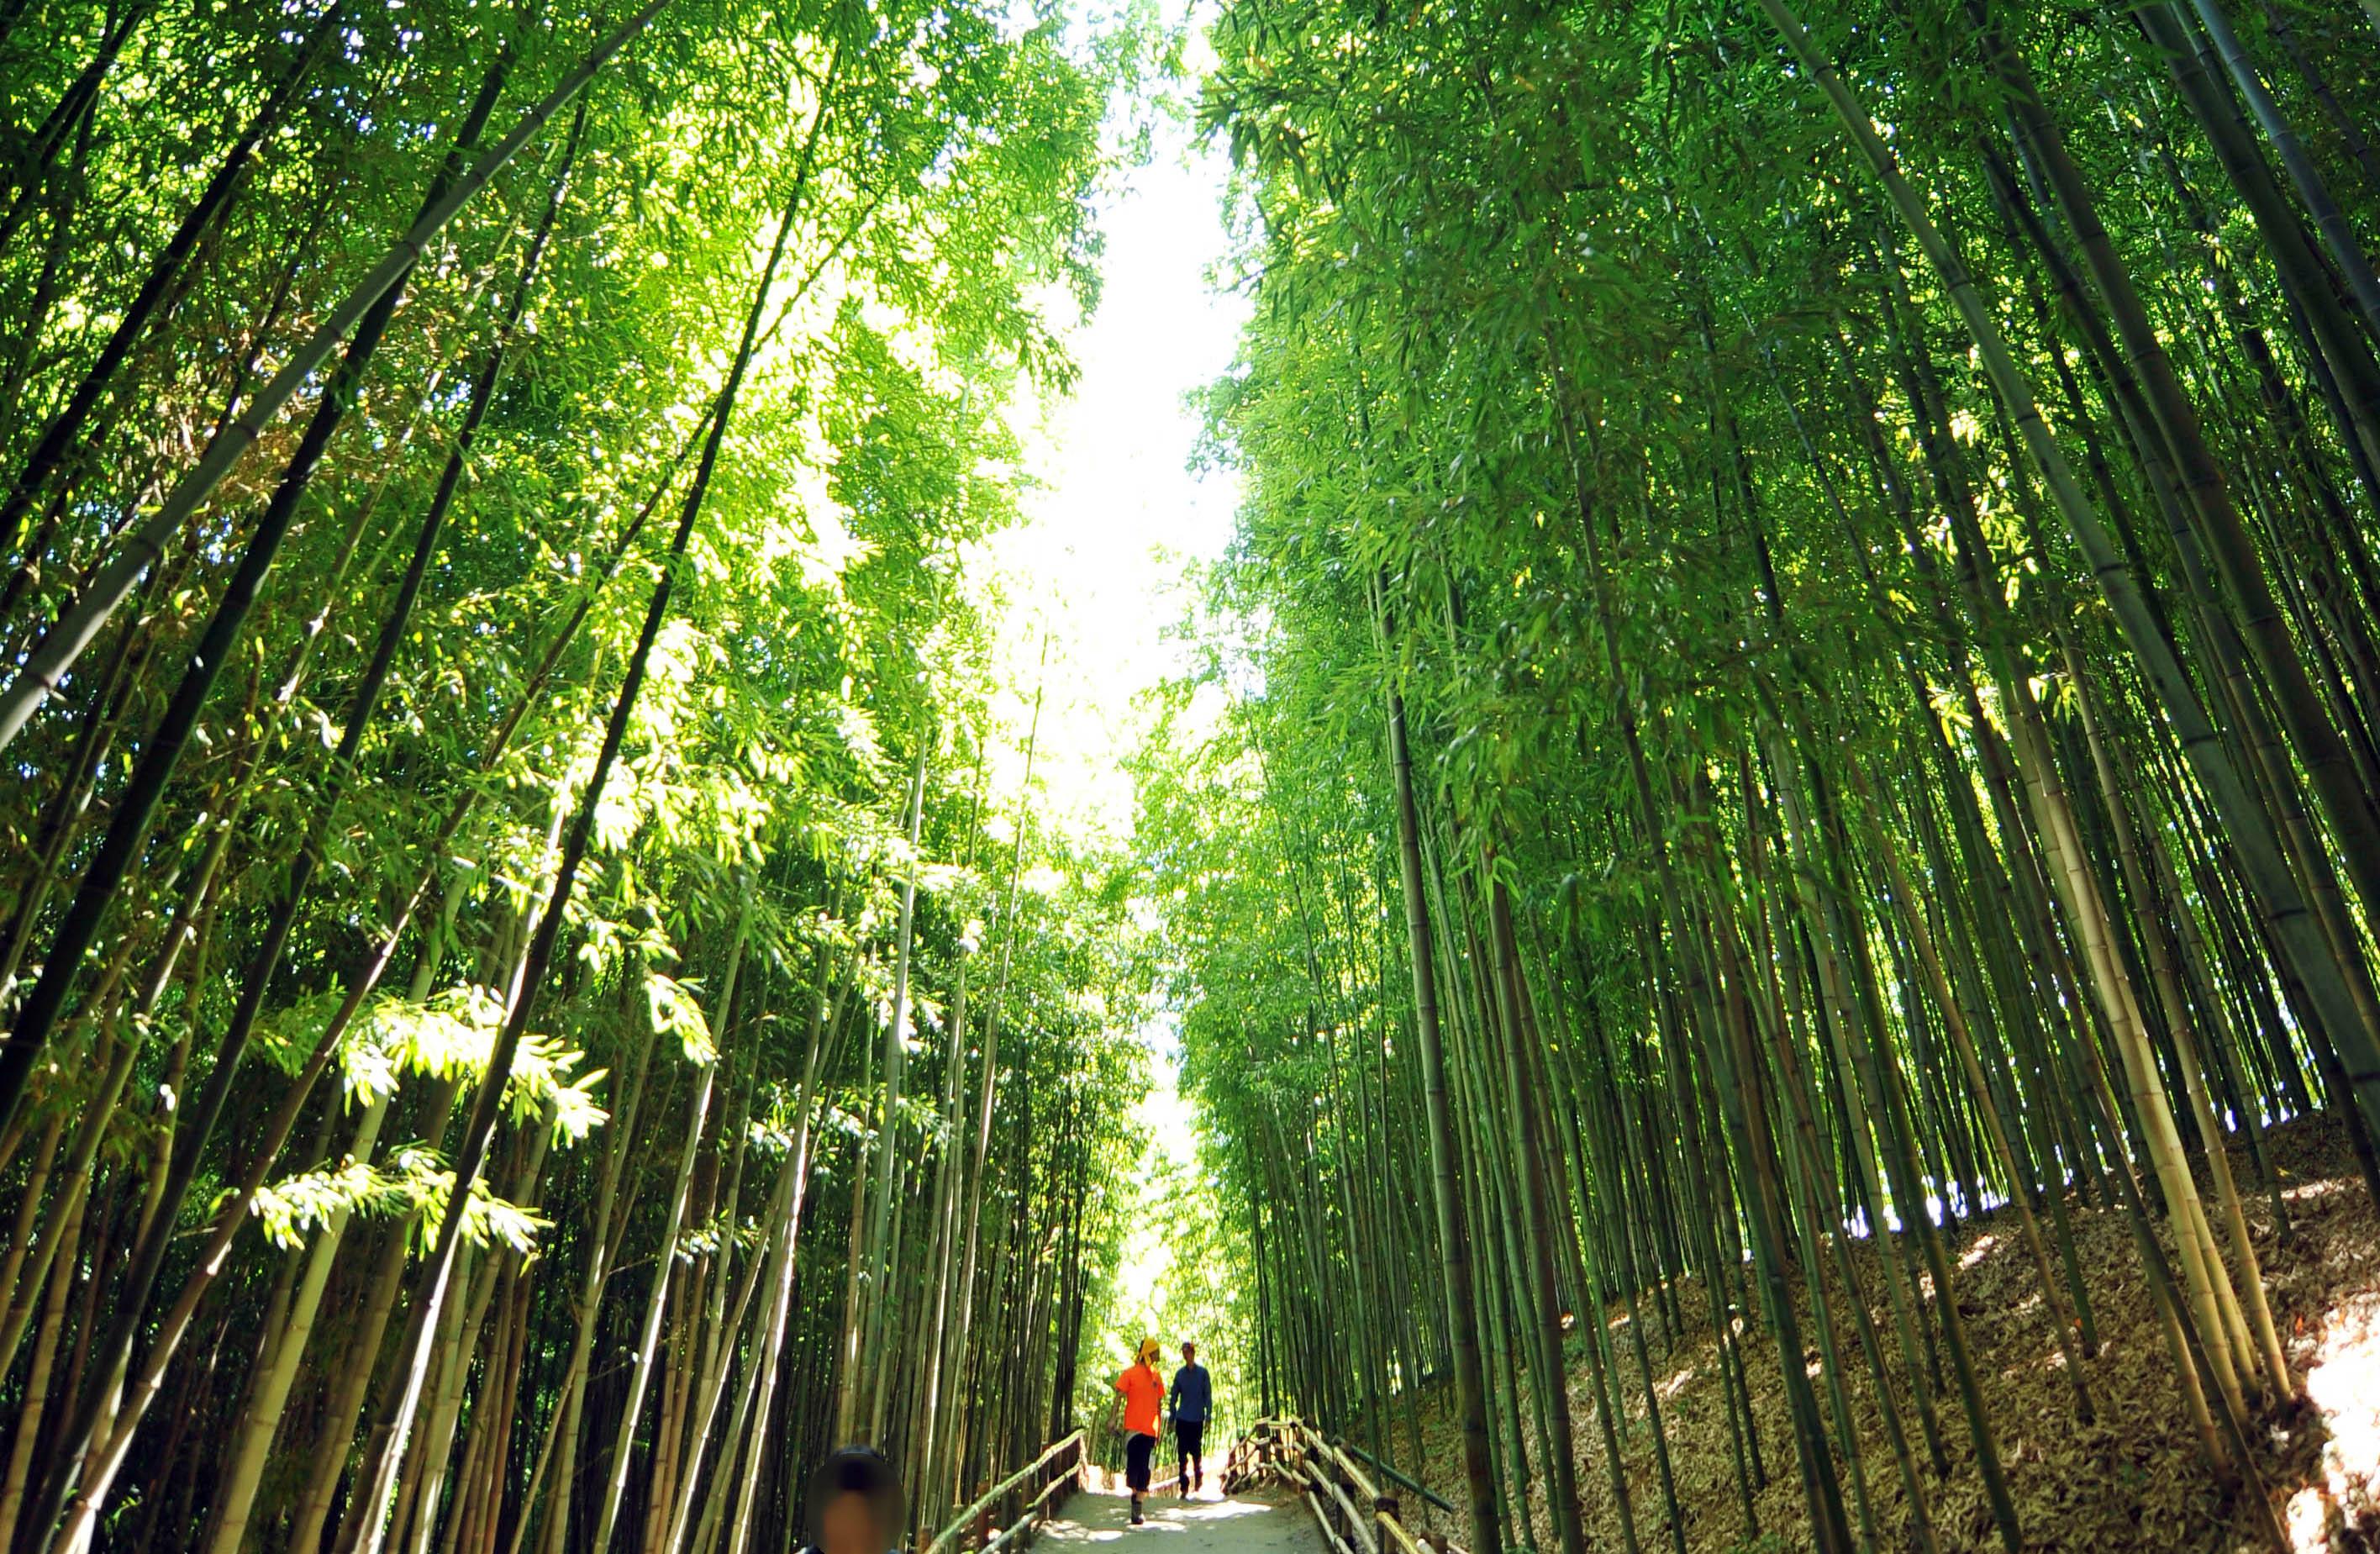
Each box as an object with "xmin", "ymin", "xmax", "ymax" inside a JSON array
[
  {"xmin": 1170, "ymin": 1341, "xmax": 1213, "ymax": 1497},
  {"xmin": 1114, "ymin": 1338, "xmax": 1167, "ymax": 1525}
]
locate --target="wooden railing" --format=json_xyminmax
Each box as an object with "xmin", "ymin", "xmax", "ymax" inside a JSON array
[
  {"xmin": 921, "ymin": 1430, "xmax": 1087, "ymax": 1554},
  {"xmin": 1224, "ymin": 1419, "xmax": 1462, "ymax": 1554}
]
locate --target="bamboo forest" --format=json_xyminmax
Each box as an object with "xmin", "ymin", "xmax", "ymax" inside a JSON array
[{"xmin": 3, "ymin": 0, "xmax": 2380, "ymax": 1546}]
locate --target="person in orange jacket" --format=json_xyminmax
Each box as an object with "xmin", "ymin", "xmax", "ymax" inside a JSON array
[{"xmin": 1113, "ymin": 1338, "xmax": 1167, "ymax": 1525}]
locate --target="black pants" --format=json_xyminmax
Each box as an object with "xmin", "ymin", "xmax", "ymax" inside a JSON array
[
  {"xmin": 1125, "ymin": 1431, "xmax": 1156, "ymax": 1492},
  {"xmin": 1173, "ymin": 1420, "xmax": 1205, "ymax": 1487}
]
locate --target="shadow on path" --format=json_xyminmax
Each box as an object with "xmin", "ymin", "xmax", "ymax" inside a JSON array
[{"xmin": 1038, "ymin": 1488, "xmax": 1324, "ymax": 1554}]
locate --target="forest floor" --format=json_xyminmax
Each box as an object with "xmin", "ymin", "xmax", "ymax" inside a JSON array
[{"xmin": 1366, "ymin": 1119, "xmax": 2380, "ymax": 1554}]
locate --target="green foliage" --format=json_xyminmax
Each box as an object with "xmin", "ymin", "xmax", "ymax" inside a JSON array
[
  {"xmin": 1146, "ymin": 0, "xmax": 2380, "ymax": 1544},
  {"xmin": 0, "ymin": 0, "xmax": 1179, "ymax": 1542}
]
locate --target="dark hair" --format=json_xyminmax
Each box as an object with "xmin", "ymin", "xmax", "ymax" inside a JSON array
[{"xmin": 808, "ymin": 1446, "xmax": 906, "ymax": 1547}]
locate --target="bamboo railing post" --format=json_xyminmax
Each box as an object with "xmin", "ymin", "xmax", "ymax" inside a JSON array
[{"xmin": 925, "ymin": 1430, "xmax": 1088, "ymax": 1554}]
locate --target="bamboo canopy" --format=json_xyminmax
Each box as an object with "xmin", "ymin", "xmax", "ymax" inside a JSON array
[{"xmin": 0, "ymin": 0, "xmax": 2377, "ymax": 1548}]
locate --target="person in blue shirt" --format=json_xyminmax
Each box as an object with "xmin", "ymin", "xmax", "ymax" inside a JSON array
[{"xmin": 1168, "ymin": 1341, "xmax": 1214, "ymax": 1497}]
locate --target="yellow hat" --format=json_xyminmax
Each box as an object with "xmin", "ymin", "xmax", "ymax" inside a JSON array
[{"xmin": 1138, "ymin": 1337, "xmax": 1163, "ymax": 1365}]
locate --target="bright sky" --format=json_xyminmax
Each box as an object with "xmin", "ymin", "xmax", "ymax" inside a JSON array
[
  {"xmin": 977, "ymin": 46, "xmax": 1247, "ymax": 1175},
  {"xmin": 982, "ymin": 73, "xmax": 1245, "ymax": 847}
]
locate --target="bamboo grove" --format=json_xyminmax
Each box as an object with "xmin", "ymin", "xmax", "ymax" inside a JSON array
[
  {"xmin": 1145, "ymin": 0, "xmax": 2380, "ymax": 1548},
  {"xmin": 0, "ymin": 1, "xmax": 1162, "ymax": 1550}
]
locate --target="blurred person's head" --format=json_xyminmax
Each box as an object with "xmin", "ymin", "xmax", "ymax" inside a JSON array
[
  {"xmin": 1138, "ymin": 1337, "xmax": 1163, "ymax": 1368},
  {"xmin": 1181, "ymin": 1341, "xmax": 1196, "ymax": 1364},
  {"xmin": 808, "ymin": 1446, "xmax": 903, "ymax": 1554}
]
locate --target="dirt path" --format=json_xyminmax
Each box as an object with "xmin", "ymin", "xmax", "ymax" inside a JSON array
[{"xmin": 1036, "ymin": 1487, "xmax": 1327, "ymax": 1554}]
